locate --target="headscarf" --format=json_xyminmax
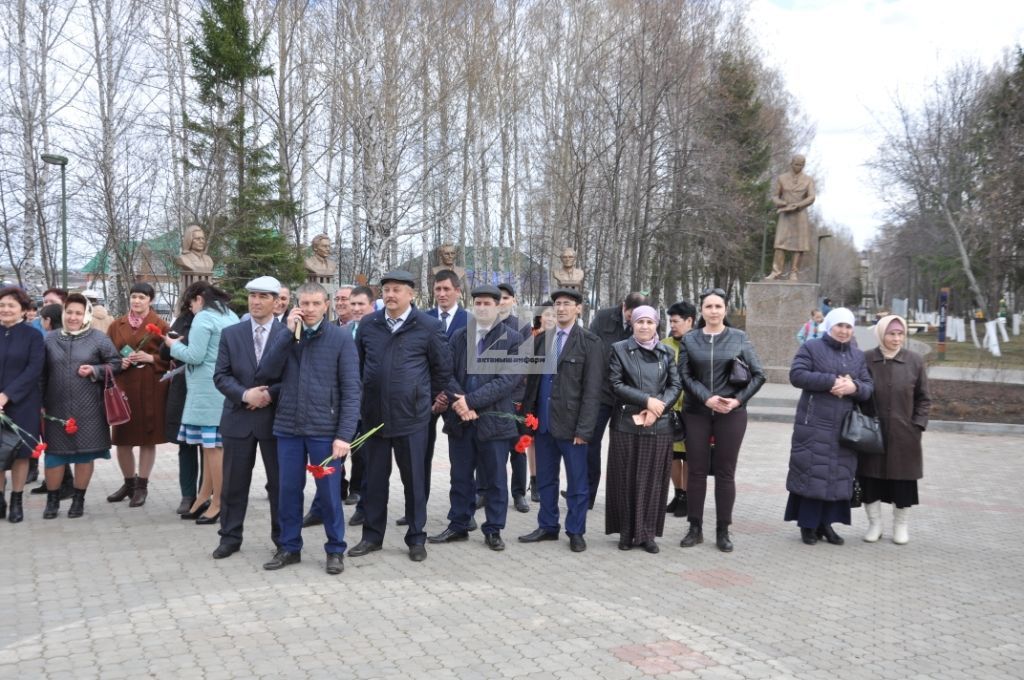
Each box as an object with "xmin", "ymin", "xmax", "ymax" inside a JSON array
[
  {"xmin": 630, "ymin": 305, "xmax": 660, "ymax": 350},
  {"xmin": 822, "ymin": 307, "xmax": 855, "ymax": 335},
  {"xmin": 874, "ymin": 314, "xmax": 906, "ymax": 360},
  {"xmin": 61, "ymin": 299, "xmax": 94, "ymax": 337}
]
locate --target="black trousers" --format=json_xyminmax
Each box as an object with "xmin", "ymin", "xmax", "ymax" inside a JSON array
[
  {"xmin": 585, "ymin": 403, "xmax": 614, "ymax": 506},
  {"xmin": 361, "ymin": 430, "xmax": 429, "ymax": 547},
  {"xmin": 425, "ymin": 413, "xmax": 441, "ymax": 502},
  {"xmin": 219, "ymin": 434, "xmax": 281, "ymax": 550}
]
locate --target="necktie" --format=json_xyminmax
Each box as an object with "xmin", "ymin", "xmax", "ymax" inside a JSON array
[
  {"xmin": 477, "ymin": 331, "xmax": 487, "ymax": 356},
  {"xmin": 387, "ymin": 316, "xmax": 399, "ymax": 332},
  {"xmin": 351, "ymin": 322, "xmax": 358, "ymax": 339},
  {"xmin": 441, "ymin": 310, "xmax": 450, "ymax": 332},
  {"xmin": 555, "ymin": 330, "xmax": 566, "ymax": 359},
  {"xmin": 254, "ymin": 325, "xmax": 265, "ymax": 363}
]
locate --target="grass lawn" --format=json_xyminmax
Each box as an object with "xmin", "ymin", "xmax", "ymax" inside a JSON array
[{"xmin": 916, "ymin": 330, "xmax": 1024, "ymax": 369}]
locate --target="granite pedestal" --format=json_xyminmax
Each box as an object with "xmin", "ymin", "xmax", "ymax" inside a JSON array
[{"xmin": 745, "ymin": 281, "xmax": 819, "ymax": 383}]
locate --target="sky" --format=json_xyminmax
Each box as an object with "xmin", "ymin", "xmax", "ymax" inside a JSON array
[{"xmin": 746, "ymin": 0, "xmax": 1024, "ymax": 249}]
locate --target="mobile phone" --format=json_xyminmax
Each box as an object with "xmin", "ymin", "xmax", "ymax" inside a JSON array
[{"xmin": 167, "ymin": 331, "xmax": 180, "ymax": 339}]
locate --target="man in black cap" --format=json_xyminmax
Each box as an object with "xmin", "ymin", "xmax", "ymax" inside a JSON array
[
  {"xmin": 348, "ymin": 270, "xmax": 452, "ymax": 562},
  {"xmin": 428, "ymin": 285, "xmax": 522, "ymax": 550},
  {"xmin": 519, "ymin": 288, "xmax": 602, "ymax": 552}
]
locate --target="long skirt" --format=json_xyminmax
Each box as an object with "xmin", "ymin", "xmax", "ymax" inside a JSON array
[
  {"xmin": 859, "ymin": 477, "xmax": 919, "ymax": 508},
  {"xmin": 605, "ymin": 430, "xmax": 673, "ymax": 544},
  {"xmin": 784, "ymin": 493, "xmax": 851, "ymax": 529}
]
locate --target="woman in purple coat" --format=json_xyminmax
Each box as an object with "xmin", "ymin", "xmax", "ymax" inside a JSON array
[{"xmin": 784, "ymin": 307, "xmax": 873, "ymax": 545}]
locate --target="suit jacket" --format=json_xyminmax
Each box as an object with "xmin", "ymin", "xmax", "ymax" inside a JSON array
[
  {"xmin": 426, "ymin": 305, "xmax": 467, "ymax": 339},
  {"xmin": 522, "ymin": 325, "xmax": 603, "ymax": 442},
  {"xmin": 214, "ymin": 318, "xmax": 286, "ymax": 439},
  {"xmin": 442, "ymin": 323, "xmax": 522, "ymax": 442}
]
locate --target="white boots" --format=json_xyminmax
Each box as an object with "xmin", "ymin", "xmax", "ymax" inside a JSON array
[
  {"xmin": 863, "ymin": 502, "xmax": 910, "ymax": 544},
  {"xmin": 863, "ymin": 501, "xmax": 883, "ymax": 542},
  {"xmin": 892, "ymin": 507, "xmax": 910, "ymax": 545}
]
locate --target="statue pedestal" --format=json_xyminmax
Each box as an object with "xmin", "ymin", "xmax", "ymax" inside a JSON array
[
  {"xmin": 180, "ymin": 271, "xmax": 212, "ymax": 294},
  {"xmin": 745, "ymin": 281, "xmax": 819, "ymax": 383}
]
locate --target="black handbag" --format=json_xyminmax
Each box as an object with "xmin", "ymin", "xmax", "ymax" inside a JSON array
[
  {"xmin": 1, "ymin": 422, "xmax": 25, "ymax": 471},
  {"xmin": 728, "ymin": 356, "xmax": 752, "ymax": 386},
  {"xmin": 839, "ymin": 403, "xmax": 885, "ymax": 455},
  {"xmin": 671, "ymin": 410, "xmax": 686, "ymax": 443}
]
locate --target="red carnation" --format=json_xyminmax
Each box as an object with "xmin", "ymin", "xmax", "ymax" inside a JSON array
[
  {"xmin": 305, "ymin": 464, "xmax": 326, "ymax": 479},
  {"xmin": 145, "ymin": 323, "xmax": 164, "ymax": 337},
  {"xmin": 32, "ymin": 442, "xmax": 47, "ymax": 459},
  {"xmin": 514, "ymin": 434, "xmax": 533, "ymax": 454},
  {"xmin": 64, "ymin": 418, "xmax": 78, "ymax": 435},
  {"xmin": 524, "ymin": 413, "xmax": 539, "ymax": 431}
]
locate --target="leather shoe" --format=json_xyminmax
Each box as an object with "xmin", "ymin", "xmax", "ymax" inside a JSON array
[
  {"xmin": 568, "ymin": 533, "xmax": 587, "ymax": 552},
  {"xmin": 344, "ymin": 492, "xmax": 360, "ymax": 506},
  {"xmin": 176, "ymin": 497, "xmax": 196, "ymax": 515},
  {"xmin": 263, "ymin": 550, "xmax": 300, "ymax": 570},
  {"xmin": 484, "ymin": 532, "xmax": 505, "ymax": 551},
  {"xmin": 816, "ymin": 524, "xmax": 844, "ymax": 545},
  {"xmin": 642, "ymin": 540, "xmax": 660, "ymax": 554},
  {"xmin": 349, "ymin": 509, "xmax": 365, "ymax": 526},
  {"xmin": 716, "ymin": 527, "xmax": 734, "ymax": 553},
  {"xmin": 212, "ymin": 544, "xmax": 239, "ymax": 559},
  {"xmin": 427, "ymin": 527, "xmax": 469, "ymax": 543},
  {"xmin": 348, "ymin": 540, "xmax": 382, "ymax": 557},
  {"xmin": 800, "ymin": 528, "xmax": 818, "ymax": 545},
  {"xmin": 302, "ymin": 512, "xmax": 324, "ymax": 528},
  {"xmin": 325, "ymin": 553, "xmax": 344, "ymax": 575},
  {"xmin": 518, "ymin": 528, "xmax": 558, "ymax": 543},
  {"xmin": 409, "ymin": 544, "xmax": 427, "ymax": 562},
  {"xmin": 195, "ymin": 512, "xmax": 220, "ymax": 525},
  {"xmin": 396, "ymin": 515, "xmax": 408, "ymax": 526},
  {"xmin": 513, "ymin": 495, "xmax": 529, "ymax": 513},
  {"xmin": 180, "ymin": 500, "xmax": 211, "ymax": 520}
]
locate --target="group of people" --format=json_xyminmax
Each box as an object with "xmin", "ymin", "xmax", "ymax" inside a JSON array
[{"xmin": 1, "ymin": 272, "xmax": 929, "ymax": 574}]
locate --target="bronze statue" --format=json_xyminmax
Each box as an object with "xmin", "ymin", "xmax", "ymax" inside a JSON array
[
  {"xmin": 430, "ymin": 243, "xmax": 467, "ymax": 283},
  {"xmin": 304, "ymin": 233, "xmax": 338, "ymax": 280},
  {"xmin": 552, "ymin": 247, "xmax": 584, "ymax": 292},
  {"xmin": 766, "ymin": 155, "xmax": 816, "ymax": 282},
  {"xmin": 174, "ymin": 224, "xmax": 214, "ymax": 273}
]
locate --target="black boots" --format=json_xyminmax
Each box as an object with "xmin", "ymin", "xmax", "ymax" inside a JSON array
[
  {"xmin": 129, "ymin": 477, "xmax": 149, "ymax": 507},
  {"xmin": 68, "ymin": 489, "xmax": 86, "ymax": 518},
  {"xmin": 716, "ymin": 525, "xmax": 733, "ymax": 552},
  {"xmin": 800, "ymin": 527, "xmax": 818, "ymax": 545},
  {"xmin": 107, "ymin": 476, "xmax": 136, "ymax": 502},
  {"xmin": 43, "ymin": 490, "xmax": 60, "ymax": 519},
  {"xmin": 666, "ymin": 489, "xmax": 687, "ymax": 517},
  {"xmin": 7, "ymin": 491, "xmax": 24, "ymax": 523},
  {"xmin": 680, "ymin": 520, "xmax": 703, "ymax": 547},
  {"xmin": 529, "ymin": 476, "xmax": 539, "ymax": 503}
]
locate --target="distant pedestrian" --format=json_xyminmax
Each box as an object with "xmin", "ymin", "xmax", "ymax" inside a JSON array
[{"xmin": 797, "ymin": 309, "xmax": 825, "ymax": 344}]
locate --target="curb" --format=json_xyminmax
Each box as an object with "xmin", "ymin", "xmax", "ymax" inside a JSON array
[{"xmin": 747, "ymin": 409, "xmax": 1024, "ymax": 436}]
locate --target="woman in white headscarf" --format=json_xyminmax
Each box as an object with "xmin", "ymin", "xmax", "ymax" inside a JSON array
[
  {"xmin": 41, "ymin": 293, "xmax": 122, "ymax": 519},
  {"xmin": 784, "ymin": 307, "xmax": 874, "ymax": 546},
  {"xmin": 858, "ymin": 315, "xmax": 930, "ymax": 545}
]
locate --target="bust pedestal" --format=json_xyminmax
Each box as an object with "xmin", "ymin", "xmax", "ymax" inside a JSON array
[
  {"xmin": 180, "ymin": 271, "xmax": 212, "ymax": 294},
  {"xmin": 745, "ymin": 281, "xmax": 819, "ymax": 383}
]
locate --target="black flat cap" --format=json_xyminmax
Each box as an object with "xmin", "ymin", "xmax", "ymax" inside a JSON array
[
  {"xmin": 470, "ymin": 285, "xmax": 502, "ymax": 301},
  {"xmin": 379, "ymin": 270, "xmax": 416, "ymax": 287},
  {"xmin": 497, "ymin": 283, "xmax": 515, "ymax": 297},
  {"xmin": 550, "ymin": 288, "xmax": 583, "ymax": 304}
]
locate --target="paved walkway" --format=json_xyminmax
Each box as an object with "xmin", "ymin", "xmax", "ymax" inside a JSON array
[{"xmin": 3, "ymin": 422, "xmax": 1022, "ymax": 679}]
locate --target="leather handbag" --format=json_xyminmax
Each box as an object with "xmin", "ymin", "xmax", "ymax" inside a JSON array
[
  {"xmin": 839, "ymin": 403, "xmax": 884, "ymax": 455},
  {"xmin": 728, "ymin": 356, "xmax": 752, "ymax": 386},
  {"xmin": 0, "ymin": 423, "xmax": 24, "ymax": 470},
  {"xmin": 103, "ymin": 366, "xmax": 132, "ymax": 426},
  {"xmin": 670, "ymin": 410, "xmax": 686, "ymax": 443}
]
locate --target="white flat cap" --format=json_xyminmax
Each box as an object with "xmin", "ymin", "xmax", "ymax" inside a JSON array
[{"xmin": 245, "ymin": 276, "xmax": 282, "ymax": 294}]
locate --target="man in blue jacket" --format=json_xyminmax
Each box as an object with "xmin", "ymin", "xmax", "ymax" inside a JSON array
[
  {"xmin": 348, "ymin": 270, "xmax": 452, "ymax": 562},
  {"xmin": 256, "ymin": 282, "xmax": 361, "ymax": 575},
  {"xmin": 428, "ymin": 285, "xmax": 522, "ymax": 551}
]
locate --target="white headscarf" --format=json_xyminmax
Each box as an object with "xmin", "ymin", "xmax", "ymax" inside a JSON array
[
  {"xmin": 822, "ymin": 307, "xmax": 855, "ymax": 334},
  {"xmin": 61, "ymin": 299, "xmax": 94, "ymax": 337}
]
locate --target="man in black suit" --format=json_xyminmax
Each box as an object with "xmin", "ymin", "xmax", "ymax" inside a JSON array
[
  {"xmin": 585, "ymin": 291, "xmax": 647, "ymax": 508},
  {"xmin": 210, "ymin": 276, "xmax": 286, "ymax": 560}
]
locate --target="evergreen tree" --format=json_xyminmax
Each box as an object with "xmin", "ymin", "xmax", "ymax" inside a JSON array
[{"xmin": 187, "ymin": 0, "xmax": 304, "ymax": 306}]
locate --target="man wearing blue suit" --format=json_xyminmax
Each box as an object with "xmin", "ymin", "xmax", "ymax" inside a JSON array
[
  {"xmin": 348, "ymin": 270, "xmax": 452, "ymax": 562},
  {"xmin": 257, "ymin": 282, "xmax": 361, "ymax": 575},
  {"xmin": 211, "ymin": 276, "xmax": 286, "ymax": 560}
]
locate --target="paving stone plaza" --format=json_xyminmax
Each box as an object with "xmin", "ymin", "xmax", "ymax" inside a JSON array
[{"xmin": 3, "ymin": 421, "xmax": 1021, "ymax": 679}]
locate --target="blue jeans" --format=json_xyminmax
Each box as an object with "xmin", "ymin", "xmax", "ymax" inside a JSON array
[
  {"xmin": 276, "ymin": 435, "xmax": 345, "ymax": 554},
  {"xmin": 534, "ymin": 431, "xmax": 589, "ymax": 536}
]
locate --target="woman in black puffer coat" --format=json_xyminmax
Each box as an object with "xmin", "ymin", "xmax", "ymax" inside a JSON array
[{"xmin": 785, "ymin": 307, "xmax": 873, "ymax": 546}]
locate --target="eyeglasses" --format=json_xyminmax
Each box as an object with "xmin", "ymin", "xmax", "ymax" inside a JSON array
[{"xmin": 700, "ymin": 287, "xmax": 726, "ymax": 298}]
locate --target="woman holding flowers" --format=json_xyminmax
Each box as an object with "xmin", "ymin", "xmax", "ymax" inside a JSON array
[
  {"xmin": 41, "ymin": 294, "xmax": 122, "ymax": 519},
  {"xmin": 166, "ymin": 283, "xmax": 238, "ymax": 524},
  {"xmin": 0, "ymin": 286, "xmax": 45, "ymax": 523},
  {"xmin": 605, "ymin": 306, "xmax": 682, "ymax": 553},
  {"xmin": 106, "ymin": 283, "xmax": 170, "ymax": 507}
]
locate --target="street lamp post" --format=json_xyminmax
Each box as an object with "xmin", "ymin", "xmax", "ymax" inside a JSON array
[
  {"xmin": 41, "ymin": 153, "xmax": 69, "ymax": 289},
  {"xmin": 815, "ymin": 232, "xmax": 832, "ymax": 285}
]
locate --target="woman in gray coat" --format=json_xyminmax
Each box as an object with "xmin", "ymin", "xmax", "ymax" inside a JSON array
[
  {"xmin": 859, "ymin": 315, "xmax": 930, "ymax": 545},
  {"xmin": 41, "ymin": 294, "xmax": 122, "ymax": 519},
  {"xmin": 785, "ymin": 307, "xmax": 873, "ymax": 545}
]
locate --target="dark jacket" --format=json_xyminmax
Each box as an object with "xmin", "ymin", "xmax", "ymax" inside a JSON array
[
  {"xmin": 522, "ymin": 325, "xmax": 604, "ymax": 442},
  {"xmin": 589, "ymin": 305, "xmax": 632, "ymax": 405},
  {"xmin": 426, "ymin": 305, "xmax": 467, "ymax": 339},
  {"xmin": 678, "ymin": 327, "xmax": 766, "ymax": 415},
  {"xmin": 42, "ymin": 329, "xmax": 121, "ymax": 454},
  {"xmin": 0, "ymin": 322, "xmax": 44, "ymax": 442},
  {"xmin": 161, "ymin": 312, "xmax": 193, "ymax": 441},
  {"xmin": 442, "ymin": 323, "xmax": 522, "ymax": 442},
  {"xmin": 357, "ymin": 306, "xmax": 453, "ymax": 438},
  {"xmin": 786, "ymin": 334, "xmax": 874, "ymax": 501},
  {"xmin": 214, "ymin": 319, "xmax": 288, "ymax": 440},
  {"xmin": 609, "ymin": 338, "xmax": 682, "ymax": 436},
  {"xmin": 860, "ymin": 347, "xmax": 930, "ymax": 480},
  {"xmin": 259, "ymin": 320, "xmax": 360, "ymax": 442}
]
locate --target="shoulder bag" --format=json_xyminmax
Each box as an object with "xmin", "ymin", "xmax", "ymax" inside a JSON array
[
  {"xmin": 104, "ymin": 365, "xmax": 132, "ymax": 426},
  {"xmin": 839, "ymin": 402, "xmax": 884, "ymax": 455}
]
